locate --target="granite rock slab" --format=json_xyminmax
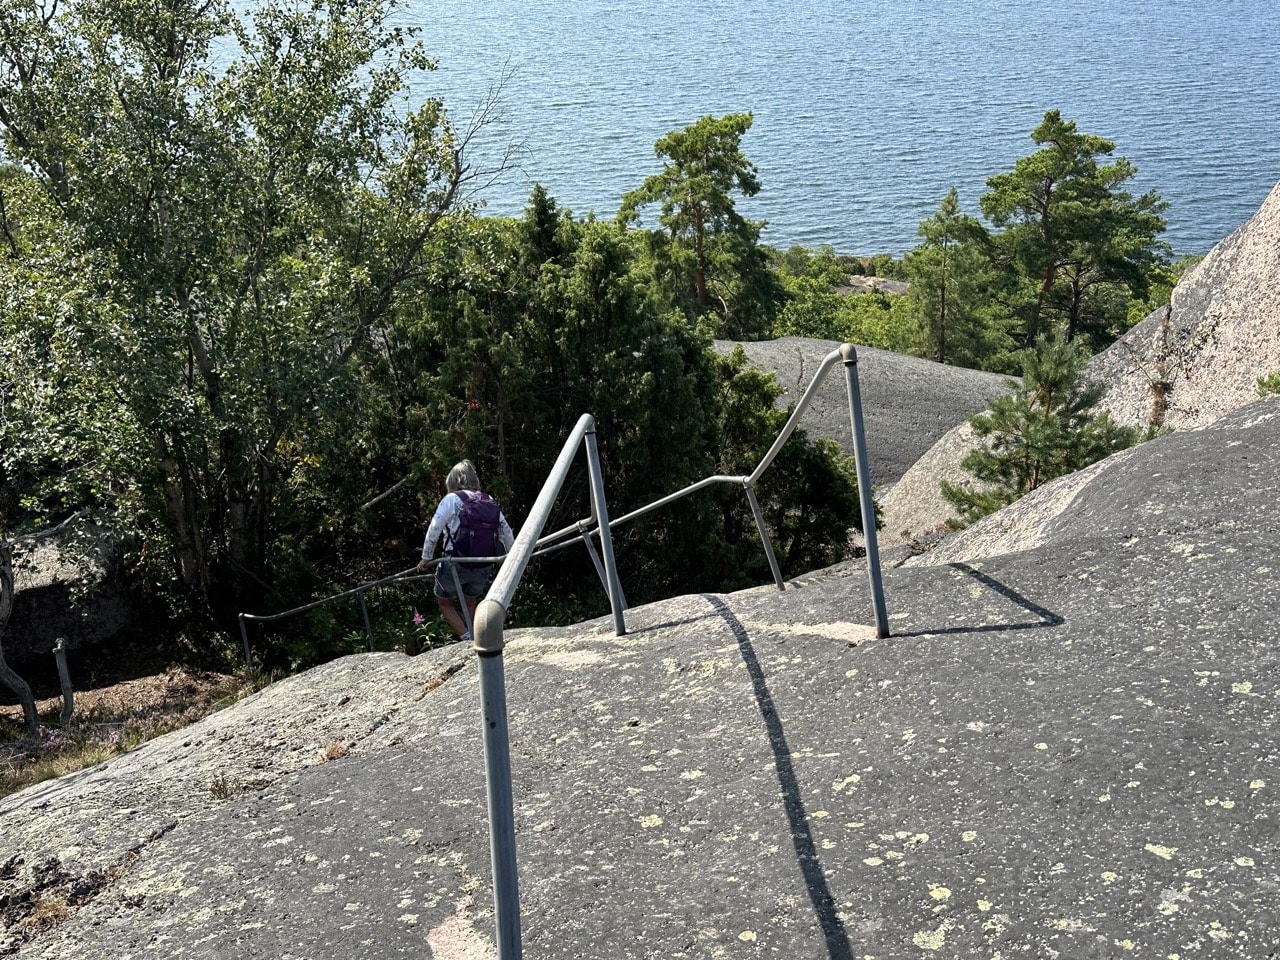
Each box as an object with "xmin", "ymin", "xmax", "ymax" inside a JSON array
[{"xmin": 1, "ymin": 405, "xmax": 1277, "ymax": 958}]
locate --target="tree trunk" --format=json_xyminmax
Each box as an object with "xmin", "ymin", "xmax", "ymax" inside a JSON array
[
  {"xmin": 0, "ymin": 655, "xmax": 37, "ymax": 735},
  {"xmin": 693, "ymin": 211, "xmax": 708, "ymax": 307},
  {"xmin": 1065, "ymin": 270, "xmax": 1084, "ymax": 342},
  {"xmin": 937, "ymin": 270, "xmax": 949, "ymax": 365},
  {"xmin": 1030, "ymin": 265, "xmax": 1056, "ymax": 344},
  {"xmin": 156, "ymin": 439, "xmax": 208, "ymax": 598},
  {"xmin": 0, "ymin": 541, "xmax": 38, "ymax": 735}
]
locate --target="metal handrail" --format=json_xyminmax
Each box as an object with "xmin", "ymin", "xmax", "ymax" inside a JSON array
[
  {"xmin": 469, "ymin": 344, "xmax": 888, "ymax": 960},
  {"xmin": 234, "ymin": 343, "xmax": 890, "ymax": 960},
  {"xmin": 476, "ymin": 412, "xmax": 624, "ymax": 649},
  {"xmin": 236, "ymin": 343, "xmax": 889, "ymax": 662},
  {"xmin": 471, "ymin": 411, "xmax": 622, "ymax": 960},
  {"xmin": 495, "ymin": 343, "xmax": 887, "ymax": 633},
  {"xmin": 234, "ymin": 553, "xmax": 507, "ymax": 667},
  {"xmin": 749, "ymin": 344, "xmax": 844, "ymax": 484}
]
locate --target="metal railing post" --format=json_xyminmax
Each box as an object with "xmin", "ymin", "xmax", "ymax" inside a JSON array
[
  {"xmin": 450, "ymin": 562, "xmax": 474, "ymax": 635},
  {"xmin": 476, "ymin": 648, "xmax": 521, "ymax": 960},
  {"xmin": 237, "ymin": 614, "xmax": 253, "ymax": 670},
  {"xmin": 579, "ymin": 524, "xmax": 629, "ymax": 613},
  {"xmin": 584, "ymin": 424, "xmax": 627, "ymax": 636},
  {"xmin": 840, "ymin": 344, "xmax": 890, "ymax": 638},
  {"xmin": 358, "ymin": 590, "xmax": 375, "ymax": 650},
  {"xmin": 470, "ymin": 413, "xmax": 598, "ymax": 959},
  {"xmin": 743, "ymin": 481, "xmax": 785, "ymax": 591}
]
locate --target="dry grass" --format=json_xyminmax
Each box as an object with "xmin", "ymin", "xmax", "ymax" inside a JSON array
[
  {"xmin": 0, "ymin": 668, "xmax": 263, "ymax": 799},
  {"xmin": 208, "ymin": 771, "xmax": 251, "ymax": 801},
  {"xmin": 22, "ymin": 894, "xmax": 73, "ymax": 932},
  {"xmin": 319, "ymin": 738, "xmax": 349, "ymax": 762}
]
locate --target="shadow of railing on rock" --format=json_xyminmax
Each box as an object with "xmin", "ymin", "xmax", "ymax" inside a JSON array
[
  {"xmin": 705, "ymin": 594, "xmax": 855, "ymax": 960},
  {"xmin": 894, "ymin": 561, "xmax": 1065, "ymax": 638}
]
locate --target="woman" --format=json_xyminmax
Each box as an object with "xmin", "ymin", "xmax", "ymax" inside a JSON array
[{"xmin": 416, "ymin": 460, "xmax": 515, "ymax": 642}]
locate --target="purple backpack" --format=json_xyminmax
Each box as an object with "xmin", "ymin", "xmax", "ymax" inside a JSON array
[{"xmin": 449, "ymin": 491, "xmax": 502, "ymax": 566}]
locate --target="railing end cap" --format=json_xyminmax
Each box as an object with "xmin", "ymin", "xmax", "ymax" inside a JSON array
[{"xmin": 472, "ymin": 598, "xmax": 509, "ymax": 654}]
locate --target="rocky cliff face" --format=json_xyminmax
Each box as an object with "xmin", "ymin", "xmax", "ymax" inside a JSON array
[
  {"xmin": 880, "ymin": 179, "xmax": 1280, "ymax": 546},
  {"xmin": 1090, "ymin": 179, "xmax": 1280, "ymax": 432}
]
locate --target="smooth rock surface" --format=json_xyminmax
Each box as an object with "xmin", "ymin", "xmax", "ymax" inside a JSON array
[
  {"xmin": 2, "ymin": 397, "xmax": 1277, "ymax": 958},
  {"xmin": 713, "ymin": 337, "xmax": 1009, "ymax": 489}
]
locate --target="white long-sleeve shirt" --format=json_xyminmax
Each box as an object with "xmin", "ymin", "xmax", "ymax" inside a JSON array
[{"xmin": 421, "ymin": 490, "xmax": 516, "ymax": 562}]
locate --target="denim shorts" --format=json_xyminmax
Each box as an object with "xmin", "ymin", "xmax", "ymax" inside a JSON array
[{"xmin": 433, "ymin": 559, "xmax": 493, "ymax": 599}]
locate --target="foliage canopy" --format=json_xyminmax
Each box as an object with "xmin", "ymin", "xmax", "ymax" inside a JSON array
[
  {"xmin": 1, "ymin": 0, "xmax": 484, "ymax": 625},
  {"xmin": 1, "ymin": 7, "xmax": 866, "ymax": 668}
]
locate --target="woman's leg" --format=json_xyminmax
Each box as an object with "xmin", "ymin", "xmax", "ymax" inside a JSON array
[
  {"xmin": 433, "ymin": 565, "xmax": 470, "ymax": 637},
  {"xmin": 435, "ymin": 596, "xmax": 469, "ymax": 637}
]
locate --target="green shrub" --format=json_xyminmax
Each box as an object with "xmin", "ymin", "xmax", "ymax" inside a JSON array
[{"xmin": 942, "ymin": 337, "xmax": 1140, "ymax": 527}]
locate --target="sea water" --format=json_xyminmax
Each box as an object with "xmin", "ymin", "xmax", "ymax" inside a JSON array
[{"xmin": 391, "ymin": 0, "xmax": 1280, "ymax": 257}]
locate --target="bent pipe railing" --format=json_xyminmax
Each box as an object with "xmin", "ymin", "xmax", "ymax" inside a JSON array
[
  {"xmin": 472, "ymin": 411, "xmax": 624, "ymax": 960},
  {"xmin": 237, "ymin": 341, "xmax": 888, "ymax": 667},
  {"xmin": 523, "ymin": 342, "xmax": 889, "ymax": 636},
  {"xmin": 236, "ymin": 343, "xmax": 888, "ymax": 960},
  {"xmin": 471, "ymin": 343, "xmax": 888, "ymax": 960}
]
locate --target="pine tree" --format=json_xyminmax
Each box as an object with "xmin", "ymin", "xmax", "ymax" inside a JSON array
[
  {"xmin": 980, "ymin": 110, "xmax": 1169, "ymax": 351},
  {"xmin": 903, "ymin": 188, "xmax": 1005, "ymax": 368},
  {"xmin": 618, "ymin": 114, "xmax": 782, "ymax": 339},
  {"xmin": 942, "ymin": 336, "xmax": 1138, "ymax": 526}
]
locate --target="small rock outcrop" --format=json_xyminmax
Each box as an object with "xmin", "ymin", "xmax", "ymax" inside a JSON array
[{"xmin": 6, "ymin": 533, "xmax": 132, "ymax": 661}]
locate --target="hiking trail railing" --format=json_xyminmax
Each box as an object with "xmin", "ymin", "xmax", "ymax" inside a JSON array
[{"xmin": 237, "ymin": 342, "xmax": 888, "ymax": 960}]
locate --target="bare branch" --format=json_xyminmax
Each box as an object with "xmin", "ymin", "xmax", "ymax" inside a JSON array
[
  {"xmin": 11, "ymin": 509, "xmax": 84, "ymax": 547},
  {"xmin": 451, "ymin": 63, "xmax": 529, "ymax": 204},
  {"xmin": 0, "ymin": 184, "xmax": 20, "ymax": 257},
  {"xmin": 361, "ymin": 476, "xmax": 410, "ymax": 512}
]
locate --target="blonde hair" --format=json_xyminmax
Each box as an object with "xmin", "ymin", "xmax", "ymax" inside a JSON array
[{"xmin": 445, "ymin": 460, "xmax": 480, "ymax": 493}]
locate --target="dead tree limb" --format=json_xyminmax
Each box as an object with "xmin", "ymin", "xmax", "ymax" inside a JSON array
[{"xmin": 360, "ymin": 476, "xmax": 410, "ymax": 512}]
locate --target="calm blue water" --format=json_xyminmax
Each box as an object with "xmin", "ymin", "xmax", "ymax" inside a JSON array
[{"xmin": 387, "ymin": 0, "xmax": 1279, "ymax": 257}]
